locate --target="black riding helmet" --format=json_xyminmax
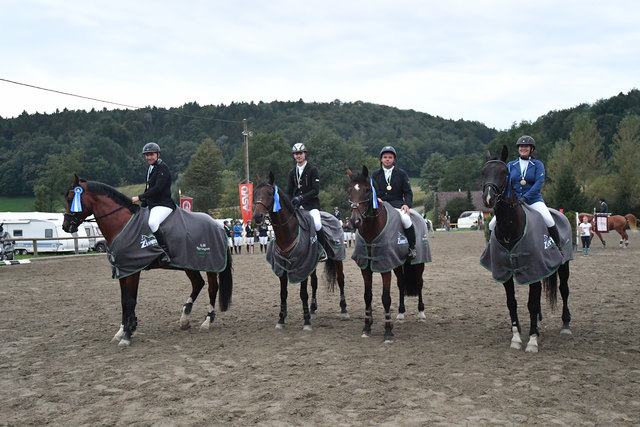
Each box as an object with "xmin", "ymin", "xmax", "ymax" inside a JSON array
[
  {"xmin": 142, "ymin": 142, "xmax": 161, "ymax": 154},
  {"xmin": 516, "ymin": 135, "xmax": 536, "ymax": 148},
  {"xmin": 379, "ymin": 145, "xmax": 397, "ymax": 159}
]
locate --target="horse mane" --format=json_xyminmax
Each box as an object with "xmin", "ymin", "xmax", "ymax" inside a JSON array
[
  {"xmin": 255, "ymin": 180, "xmax": 294, "ymax": 212},
  {"xmin": 82, "ymin": 179, "xmax": 140, "ymax": 213}
]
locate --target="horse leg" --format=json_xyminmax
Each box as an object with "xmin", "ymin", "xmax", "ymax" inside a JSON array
[
  {"xmin": 503, "ymin": 278, "xmax": 522, "ymax": 350},
  {"xmin": 180, "ymin": 270, "xmax": 206, "ymax": 330},
  {"xmin": 525, "ymin": 282, "xmax": 542, "ymax": 353},
  {"xmin": 394, "ymin": 266, "xmax": 406, "ymax": 320},
  {"xmin": 336, "ymin": 261, "xmax": 349, "ymax": 319},
  {"xmin": 382, "ymin": 272, "xmax": 394, "ymax": 343},
  {"xmin": 558, "ymin": 263, "xmax": 572, "ymax": 334},
  {"xmin": 416, "ymin": 265, "xmax": 426, "ymax": 321},
  {"xmin": 200, "ymin": 272, "xmax": 220, "ymax": 330},
  {"xmin": 300, "ymin": 278, "xmax": 312, "ymax": 331},
  {"xmin": 361, "ymin": 268, "xmax": 373, "ymax": 338},
  {"xmin": 276, "ymin": 275, "xmax": 288, "ymax": 329},
  {"xmin": 595, "ymin": 231, "xmax": 606, "ymax": 248},
  {"xmin": 310, "ymin": 270, "xmax": 318, "ymax": 319},
  {"xmin": 115, "ymin": 273, "xmax": 140, "ymax": 347},
  {"xmin": 620, "ymin": 229, "xmax": 629, "ymax": 248}
]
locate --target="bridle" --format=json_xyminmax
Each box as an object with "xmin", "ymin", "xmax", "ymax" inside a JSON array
[
  {"xmin": 349, "ymin": 182, "xmax": 382, "ymax": 218},
  {"xmin": 254, "ymin": 185, "xmax": 296, "ymax": 227},
  {"xmin": 482, "ymin": 160, "xmax": 512, "ymax": 207},
  {"xmin": 63, "ymin": 189, "xmax": 129, "ymax": 230}
]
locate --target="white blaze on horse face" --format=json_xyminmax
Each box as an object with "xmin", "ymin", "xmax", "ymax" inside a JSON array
[{"xmin": 354, "ymin": 184, "xmax": 360, "ymax": 191}]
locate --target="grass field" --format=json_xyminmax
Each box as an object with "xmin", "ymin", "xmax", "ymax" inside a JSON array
[{"xmin": 0, "ymin": 197, "xmax": 35, "ymax": 212}]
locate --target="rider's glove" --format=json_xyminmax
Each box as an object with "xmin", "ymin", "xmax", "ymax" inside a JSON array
[{"xmin": 292, "ymin": 196, "xmax": 303, "ymax": 208}]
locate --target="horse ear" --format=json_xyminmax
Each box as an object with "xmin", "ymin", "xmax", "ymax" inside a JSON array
[
  {"xmin": 362, "ymin": 165, "xmax": 368, "ymax": 177},
  {"xmin": 255, "ymin": 174, "xmax": 261, "ymax": 183},
  {"xmin": 268, "ymin": 171, "xmax": 275, "ymax": 185},
  {"xmin": 500, "ymin": 145, "xmax": 508, "ymax": 162},
  {"xmin": 485, "ymin": 150, "xmax": 492, "ymax": 162},
  {"xmin": 73, "ymin": 174, "xmax": 80, "ymax": 187},
  {"xmin": 347, "ymin": 169, "xmax": 353, "ymax": 179}
]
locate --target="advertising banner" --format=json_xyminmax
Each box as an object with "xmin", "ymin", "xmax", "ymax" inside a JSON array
[{"xmin": 239, "ymin": 183, "xmax": 253, "ymax": 224}]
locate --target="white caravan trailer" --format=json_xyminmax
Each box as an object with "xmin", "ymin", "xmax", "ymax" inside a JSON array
[{"xmin": 0, "ymin": 212, "xmax": 91, "ymax": 254}]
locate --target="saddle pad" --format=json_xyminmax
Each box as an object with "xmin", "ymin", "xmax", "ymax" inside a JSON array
[
  {"xmin": 479, "ymin": 205, "xmax": 573, "ymax": 285},
  {"xmin": 266, "ymin": 209, "xmax": 321, "ymax": 284},
  {"xmin": 352, "ymin": 202, "xmax": 432, "ymax": 273},
  {"xmin": 319, "ymin": 211, "xmax": 346, "ymax": 261}
]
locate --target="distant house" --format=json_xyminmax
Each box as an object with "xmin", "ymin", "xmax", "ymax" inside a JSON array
[{"xmin": 434, "ymin": 191, "xmax": 491, "ymax": 216}]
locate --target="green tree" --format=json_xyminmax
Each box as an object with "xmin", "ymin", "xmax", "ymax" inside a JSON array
[
  {"xmin": 444, "ymin": 196, "xmax": 474, "ymax": 224},
  {"xmin": 548, "ymin": 165, "xmax": 586, "ymax": 212},
  {"xmin": 420, "ymin": 152, "xmax": 447, "ymax": 193},
  {"xmin": 33, "ymin": 150, "xmax": 84, "ymax": 212},
  {"xmin": 570, "ymin": 114, "xmax": 604, "ymax": 191},
  {"xmin": 181, "ymin": 137, "xmax": 224, "ymax": 212},
  {"xmin": 610, "ymin": 114, "xmax": 640, "ymax": 213},
  {"xmin": 438, "ymin": 154, "xmax": 483, "ymax": 191}
]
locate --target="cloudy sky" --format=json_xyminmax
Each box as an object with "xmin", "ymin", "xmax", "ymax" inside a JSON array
[{"xmin": 1, "ymin": 0, "xmax": 639, "ymax": 130}]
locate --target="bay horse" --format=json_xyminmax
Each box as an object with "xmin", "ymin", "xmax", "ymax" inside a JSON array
[
  {"xmin": 251, "ymin": 172, "xmax": 347, "ymax": 331},
  {"xmin": 578, "ymin": 213, "xmax": 632, "ymax": 248},
  {"xmin": 347, "ymin": 166, "xmax": 427, "ymax": 343},
  {"xmin": 62, "ymin": 175, "xmax": 233, "ymax": 347},
  {"xmin": 482, "ymin": 147, "xmax": 571, "ymax": 352}
]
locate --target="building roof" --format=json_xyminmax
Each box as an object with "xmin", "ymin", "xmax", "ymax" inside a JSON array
[{"xmin": 434, "ymin": 191, "xmax": 491, "ymax": 214}]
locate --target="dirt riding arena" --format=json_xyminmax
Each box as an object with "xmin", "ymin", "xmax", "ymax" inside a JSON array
[{"xmin": 2, "ymin": 231, "xmax": 639, "ymax": 425}]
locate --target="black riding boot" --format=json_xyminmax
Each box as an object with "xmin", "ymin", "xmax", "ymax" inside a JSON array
[
  {"xmin": 548, "ymin": 225, "xmax": 563, "ymax": 255},
  {"xmin": 316, "ymin": 229, "xmax": 328, "ymax": 262},
  {"xmin": 405, "ymin": 225, "xmax": 417, "ymax": 259},
  {"xmin": 153, "ymin": 229, "xmax": 171, "ymax": 264}
]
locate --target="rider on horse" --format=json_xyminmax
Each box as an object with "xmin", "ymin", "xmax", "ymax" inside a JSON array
[
  {"xmin": 286, "ymin": 142, "xmax": 328, "ymax": 261},
  {"xmin": 370, "ymin": 145, "xmax": 417, "ymax": 259},
  {"xmin": 131, "ymin": 142, "xmax": 175, "ymax": 263},
  {"xmin": 488, "ymin": 135, "xmax": 563, "ymax": 254}
]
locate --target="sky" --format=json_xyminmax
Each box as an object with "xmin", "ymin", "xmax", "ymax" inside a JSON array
[{"xmin": 1, "ymin": 0, "xmax": 639, "ymax": 130}]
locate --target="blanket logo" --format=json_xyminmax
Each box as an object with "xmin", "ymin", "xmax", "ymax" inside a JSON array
[
  {"xmin": 397, "ymin": 232, "xmax": 408, "ymax": 245},
  {"xmin": 543, "ymin": 234, "xmax": 556, "ymax": 250},
  {"xmin": 196, "ymin": 242, "xmax": 211, "ymax": 256},
  {"xmin": 140, "ymin": 234, "xmax": 158, "ymax": 249}
]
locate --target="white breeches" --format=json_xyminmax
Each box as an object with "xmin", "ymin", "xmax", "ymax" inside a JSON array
[
  {"xmin": 395, "ymin": 208, "xmax": 412, "ymax": 229},
  {"xmin": 259, "ymin": 236, "xmax": 268, "ymax": 245},
  {"xmin": 234, "ymin": 236, "xmax": 244, "ymax": 246},
  {"xmin": 148, "ymin": 206, "xmax": 173, "ymax": 232},
  {"xmin": 488, "ymin": 201, "xmax": 555, "ymax": 231},
  {"xmin": 309, "ymin": 209, "xmax": 322, "ymax": 231}
]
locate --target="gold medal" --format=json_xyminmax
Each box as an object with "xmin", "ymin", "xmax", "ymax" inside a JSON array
[
  {"xmin": 387, "ymin": 185, "xmax": 392, "ymax": 191},
  {"xmin": 298, "ymin": 183, "xmax": 301, "ymax": 189},
  {"xmin": 520, "ymin": 179, "xmax": 526, "ymax": 185}
]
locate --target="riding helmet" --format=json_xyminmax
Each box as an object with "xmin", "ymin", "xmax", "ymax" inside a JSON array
[
  {"xmin": 291, "ymin": 143, "xmax": 307, "ymax": 154},
  {"xmin": 142, "ymin": 142, "xmax": 161, "ymax": 154},
  {"xmin": 516, "ymin": 135, "xmax": 536, "ymax": 147},
  {"xmin": 379, "ymin": 145, "xmax": 397, "ymax": 159}
]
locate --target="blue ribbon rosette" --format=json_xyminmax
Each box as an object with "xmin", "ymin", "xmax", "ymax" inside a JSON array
[{"xmin": 71, "ymin": 186, "xmax": 84, "ymax": 212}]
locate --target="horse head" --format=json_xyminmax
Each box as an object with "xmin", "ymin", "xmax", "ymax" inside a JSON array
[
  {"xmin": 347, "ymin": 165, "xmax": 373, "ymax": 229},
  {"xmin": 62, "ymin": 174, "xmax": 91, "ymax": 233},
  {"xmin": 482, "ymin": 146, "xmax": 510, "ymax": 210},
  {"xmin": 252, "ymin": 172, "xmax": 276, "ymax": 226}
]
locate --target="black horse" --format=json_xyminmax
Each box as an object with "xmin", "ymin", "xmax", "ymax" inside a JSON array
[
  {"xmin": 481, "ymin": 147, "xmax": 572, "ymax": 352},
  {"xmin": 252, "ymin": 172, "xmax": 348, "ymax": 331}
]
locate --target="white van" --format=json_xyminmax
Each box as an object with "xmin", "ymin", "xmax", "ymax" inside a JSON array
[
  {"xmin": 0, "ymin": 212, "xmax": 91, "ymax": 254},
  {"xmin": 456, "ymin": 211, "xmax": 483, "ymax": 229}
]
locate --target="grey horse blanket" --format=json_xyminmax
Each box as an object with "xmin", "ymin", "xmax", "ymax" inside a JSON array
[
  {"xmin": 265, "ymin": 209, "xmax": 345, "ymax": 284},
  {"xmin": 352, "ymin": 202, "xmax": 432, "ymax": 273},
  {"xmin": 479, "ymin": 205, "xmax": 573, "ymax": 285},
  {"xmin": 107, "ymin": 207, "xmax": 229, "ymax": 279}
]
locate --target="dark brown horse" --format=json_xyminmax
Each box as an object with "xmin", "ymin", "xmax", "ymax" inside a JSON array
[
  {"xmin": 482, "ymin": 147, "xmax": 571, "ymax": 352},
  {"xmin": 251, "ymin": 172, "xmax": 347, "ymax": 331},
  {"xmin": 62, "ymin": 175, "xmax": 233, "ymax": 346},
  {"xmin": 579, "ymin": 213, "xmax": 632, "ymax": 248},
  {"xmin": 347, "ymin": 166, "xmax": 426, "ymax": 343}
]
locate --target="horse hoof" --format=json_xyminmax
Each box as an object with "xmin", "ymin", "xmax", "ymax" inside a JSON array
[
  {"xmin": 275, "ymin": 323, "xmax": 285, "ymax": 330},
  {"xmin": 510, "ymin": 341, "xmax": 522, "ymax": 350},
  {"xmin": 560, "ymin": 327, "xmax": 572, "ymax": 335},
  {"xmin": 310, "ymin": 313, "xmax": 317, "ymax": 320},
  {"xmin": 199, "ymin": 319, "xmax": 211, "ymax": 331},
  {"xmin": 361, "ymin": 332, "xmax": 370, "ymax": 338},
  {"xmin": 118, "ymin": 339, "xmax": 131, "ymax": 347},
  {"xmin": 417, "ymin": 311, "xmax": 426, "ymax": 322},
  {"xmin": 384, "ymin": 338, "xmax": 394, "ymax": 344},
  {"xmin": 180, "ymin": 321, "xmax": 191, "ymax": 331},
  {"xmin": 303, "ymin": 325, "xmax": 312, "ymax": 332},
  {"xmin": 396, "ymin": 313, "xmax": 405, "ymax": 321},
  {"xmin": 340, "ymin": 312, "xmax": 350, "ymax": 320},
  {"xmin": 525, "ymin": 344, "xmax": 538, "ymax": 353}
]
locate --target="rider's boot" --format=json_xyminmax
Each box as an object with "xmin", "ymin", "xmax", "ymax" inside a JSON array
[
  {"xmin": 548, "ymin": 225, "xmax": 563, "ymax": 256},
  {"xmin": 316, "ymin": 229, "xmax": 328, "ymax": 262},
  {"xmin": 405, "ymin": 224, "xmax": 417, "ymax": 259},
  {"xmin": 153, "ymin": 229, "xmax": 171, "ymax": 264}
]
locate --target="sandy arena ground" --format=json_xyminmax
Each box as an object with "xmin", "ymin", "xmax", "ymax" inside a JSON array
[{"xmin": 1, "ymin": 231, "xmax": 639, "ymax": 425}]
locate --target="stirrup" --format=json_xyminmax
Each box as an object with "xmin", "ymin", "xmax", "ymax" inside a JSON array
[{"xmin": 319, "ymin": 249, "xmax": 328, "ymax": 262}]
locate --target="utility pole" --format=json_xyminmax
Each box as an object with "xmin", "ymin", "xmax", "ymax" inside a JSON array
[{"xmin": 242, "ymin": 119, "xmax": 252, "ymax": 183}]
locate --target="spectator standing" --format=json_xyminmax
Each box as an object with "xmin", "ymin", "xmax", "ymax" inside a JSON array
[
  {"xmin": 233, "ymin": 220, "xmax": 243, "ymax": 254},
  {"xmin": 579, "ymin": 215, "xmax": 592, "ymax": 256}
]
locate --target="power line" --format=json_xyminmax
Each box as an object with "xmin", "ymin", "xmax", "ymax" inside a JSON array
[{"xmin": 0, "ymin": 77, "xmax": 242, "ymax": 124}]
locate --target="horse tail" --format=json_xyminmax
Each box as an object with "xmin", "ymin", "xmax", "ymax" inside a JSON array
[
  {"xmin": 402, "ymin": 259, "xmax": 420, "ymax": 297},
  {"xmin": 218, "ymin": 247, "xmax": 234, "ymax": 312},
  {"xmin": 542, "ymin": 268, "xmax": 559, "ymax": 312},
  {"xmin": 625, "ymin": 214, "xmax": 636, "ymax": 230},
  {"xmin": 323, "ymin": 259, "xmax": 337, "ymax": 293}
]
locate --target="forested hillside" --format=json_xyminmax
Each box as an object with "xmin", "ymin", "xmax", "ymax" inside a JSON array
[{"xmin": 1, "ymin": 89, "xmax": 639, "ymax": 215}]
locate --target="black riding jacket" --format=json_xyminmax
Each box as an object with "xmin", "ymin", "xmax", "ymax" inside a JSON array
[
  {"xmin": 138, "ymin": 159, "xmax": 175, "ymax": 210},
  {"xmin": 287, "ymin": 162, "xmax": 321, "ymax": 210},
  {"xmin": 370, "ymin": 166, "xmax": 413, "ymax": 209}
]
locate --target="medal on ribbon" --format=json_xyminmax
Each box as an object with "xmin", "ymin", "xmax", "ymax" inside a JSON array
[{"xmin": 71, "ymin": 186, "xmax": 83, "ymax": 212}]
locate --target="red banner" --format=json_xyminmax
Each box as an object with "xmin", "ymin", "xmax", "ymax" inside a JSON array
[
  {"xmin": 180, "ymin": 196, "xmax": 193, "ymax": 211},
  {"xmin": 239, "ymin": 183, "xmax": 253, "ymax": 224}
]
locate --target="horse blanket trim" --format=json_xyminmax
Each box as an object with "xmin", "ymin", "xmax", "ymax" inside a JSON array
[
  {"xmin": 479, "ymin": 205, "xmax": 573, "ymax": 285},
  {"xmin": 352, "ymin": 202, "xmax": 432, "ymax": 273},
  {"xmin": 107, "ymin": 208, "xmax": 228, "ymax": 279},
  {"xmin": 265, "ymin": 209, "xmax": 321, "ymax": 284}
]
